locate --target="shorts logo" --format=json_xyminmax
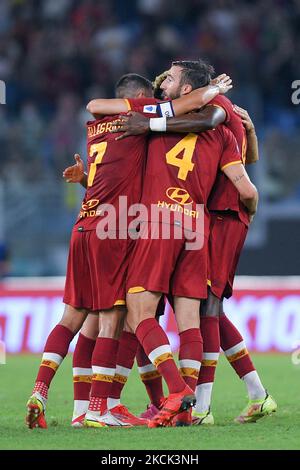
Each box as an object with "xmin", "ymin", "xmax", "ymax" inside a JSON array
[
  {"xmin": 81, "ymin": 199, "xmax": 99, "ymax": 210},
  {"xmin": 166, "ymin": 187, "xmax": 193, "ymax": 206}
]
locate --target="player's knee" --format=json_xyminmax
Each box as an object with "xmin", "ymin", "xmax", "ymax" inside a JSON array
[
  {"xmin": 98, "ymin": 307, "xmax": 126, "ymax": 339},
  {"xmin": 126, "ymin": 292, "xmax": 161, "ymax": 332},
  {"xmin": 175, "ymin": 310, "xmax": 200, "ymax": 333},
  {"xmin": 59, "ymin": 305, "xmax": 87, "ymax": 333},
  {"xmin": 80, "ymin": 314, "xmax": 99, "ymax": 340}
]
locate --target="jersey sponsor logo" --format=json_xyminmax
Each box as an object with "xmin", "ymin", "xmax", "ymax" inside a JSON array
[
  {"xmin": 166, "ymin": 187, "xmax": 193, "ymax": 205},
  {"xmin": 143, "ymin": 105, "xmax": 157, "ymax": 113},
  {"xmin": 81, "ymin": 199, "xmax": 99, "ymax": 211},
  {"xmin": 79, "ymin": 199, "xmax": 100, "ymax": 219}
]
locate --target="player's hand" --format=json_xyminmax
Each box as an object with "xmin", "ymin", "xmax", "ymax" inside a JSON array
[
  {"xmin": 211, "ymin": 73, "xmax": 233, "ymax": 94},
  {"xmin": 111, "ymin": 112, "xmax": 150, "ymax": 140},
  {"xmin": 63, "ymin": 154, "xmax": 85, "ymax": 183},
  {"xmin": 233, "ymin": 105, "xmax": 255, "ymax": 133}
]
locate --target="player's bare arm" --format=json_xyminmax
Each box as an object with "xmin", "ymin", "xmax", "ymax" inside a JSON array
[
  {"xmin": 86, "ymin": 98, "xmax": 130, "ymax": 119},
  {"xmin": 171, "ymin": 73, "xmax": 232, "ymax": 115},
  {"xmin": 158, "ymin": 106, "xmax": 226, "ymax": 133},
  {"xmin": 223, "ymin": 163, "xmax": 259, "ymax": 218},
  {"xmin": 87, "ymin": 74, "xmax": 231, "ymax": 120},
  {"xmin": 234, "ymin": 105, "xmax": 259, "ymax": 164},
  {"xmin": 63, "ymin": 154, "xmax": 88, "ymax": 188},
  {"xmin": 112, "ymin": 105, "xmax": 226, "ymax": 141}
]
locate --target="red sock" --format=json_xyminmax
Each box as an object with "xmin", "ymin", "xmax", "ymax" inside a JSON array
[
  {"xmin": 89, "ymin": 337, "xmax": 119, "ymax": 413},
  {"xmin": 109, "ymin": 331, "xmax": 138, "ymax": 400},
  {"xmin": 197, "ymin": 317, "xmax": 220, "ymax": 385},
  {"xmin": 219, "ymin": 313, "xmax": 255, "ymax": 378},
  {"xmin": 33, "ymin": 324, "xmax": 74, "ymax": 399},
  {"xmin": 179, "ymin": 328, "xmax": 203, "ymax": 391},
  {"xmin": 136, "ymin": 318, "xmax": 186, "ymax": 394},
  {"xmin": 136, "ymin": 343, "xmax": 164, "ymax": 407},
  {"xmin": 73, "ymin": 333, "xmax": 96, "ymax": 401}
]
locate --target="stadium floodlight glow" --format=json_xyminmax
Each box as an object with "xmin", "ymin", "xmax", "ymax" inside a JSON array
[
  {"xmin": 291, "ymin": 80, "xmax": 300, "ymax": 105},
  {"xmin": 0, "ymin": 80, "xmax": 6, "ymax": 104}
]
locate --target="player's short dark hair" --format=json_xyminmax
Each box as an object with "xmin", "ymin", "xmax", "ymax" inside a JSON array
[
  {"xmin": 115, "ymin": 73, "xmax": 154, "ymax": 98},
  {"xmin": 171, "ymin": 59, "xmax": 215, "ymax": 90}
]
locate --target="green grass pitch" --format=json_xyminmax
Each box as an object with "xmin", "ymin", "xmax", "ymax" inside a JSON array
[{"xmin": 0, "ymin": 354, "xmax": 299, "ymax": 450}]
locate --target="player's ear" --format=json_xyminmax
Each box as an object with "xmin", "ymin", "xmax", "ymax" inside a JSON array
[
  {"xmin": 180, "ymin": 83, "xmax": 193, "ymax": 95},
  {"xmin": 136, "ymin": 89, "xmax": 145, "ymax": 98}
]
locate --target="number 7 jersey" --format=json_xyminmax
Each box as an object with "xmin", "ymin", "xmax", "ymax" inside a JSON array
[{"xmin": 75, "ymin": 114, "xmax": 149, "ymax": 231}]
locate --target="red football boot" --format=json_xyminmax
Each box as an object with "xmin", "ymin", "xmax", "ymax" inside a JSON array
[{"xmin": 148, "ymin": 386, "xmax": 195, "ymax": 428}]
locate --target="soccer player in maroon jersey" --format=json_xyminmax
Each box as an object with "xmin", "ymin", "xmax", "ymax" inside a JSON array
[
  {"xmin": 113, "ymin": 61, "xmax": 258, "ymax": 427},
  {"xmin": 26, "ymin": 71, "xmax": 232, "ymax": 430},
  {"xmin": 25, "ymin": 74, "xmax": 156, "ymax": 429},
  {"xmin": 115, "ymin": 62, "xmax": 276, "ymax": 425}
]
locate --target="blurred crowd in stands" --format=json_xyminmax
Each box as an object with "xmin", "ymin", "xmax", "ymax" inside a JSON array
[{"xmin": 0, "ymin": 0, "xmax": 299, "ymax": 200}]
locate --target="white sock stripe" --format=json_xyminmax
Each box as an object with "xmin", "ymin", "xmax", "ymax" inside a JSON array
[
  {"xmin": 138, "ymin": 363, "xmax": 156, "ymax": 374},
  {"xmin": 92, "ymin": 366, "xmax": 116, "ymax": 376},
  {"xmin": 203, "ymin": 352, "xmax": 220, "ymax": 361},
  {"xmin": 42, "ymin": 352, "xmax": 64, "ymax": 365},
  {"xmin": 148, "ymin": 345, "xmax": 171, "ymax": 364},
  {"xmin": 72, "ymin": 367, "xmax": 92, "ymax": 376},
  {"xmin": 224, "ymin": 341, "xmax": 246, "ymax": 357},
  {"xmin": 179, "ymin": 359, "xmax": 201, "ymax": 369},
  {"xmin": 115, "ymin": 365, "xmax": 131, "ymax": 377}
]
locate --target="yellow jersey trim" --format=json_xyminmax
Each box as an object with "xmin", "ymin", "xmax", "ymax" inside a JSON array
[
  {"xmin": 128, "ymin": 286, "xmax": 146, "ymax": 294},
  {"xmin": 221, "ymin": 160, "xmax": 242, "ymax": 171},
  {"xmin": 114, "ymin": 300, "xmax": 126, "ymax": 306},
  {"xmin": 124, "ymin": 98, "xmax": 131, "ymax": 111},
  {"xmin": 207, "ymin": 279, "xmax": 212, "ymax": 287}
]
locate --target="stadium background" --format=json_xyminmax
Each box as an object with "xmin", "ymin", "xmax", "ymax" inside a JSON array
[{"xmin": 0, "ymin": 0, "xmax": 299, "ymax": 355}]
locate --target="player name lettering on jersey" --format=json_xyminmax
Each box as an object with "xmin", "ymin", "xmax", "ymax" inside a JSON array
[{"xmin": 88, "ymin": 121, "xmax": 114, "ymax": 138}]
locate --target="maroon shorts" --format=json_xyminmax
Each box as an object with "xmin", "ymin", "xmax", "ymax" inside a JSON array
[
  {"xmin": 208, "ymin": 212, "xmax": 248, "ymax": 299},
  {"xmin": 127, "ymin": 221, "xmax": 208, "ymax": 299},
  {"xmin": 63, "ymin": 227, "xmax": 133, "ymax": 311}
]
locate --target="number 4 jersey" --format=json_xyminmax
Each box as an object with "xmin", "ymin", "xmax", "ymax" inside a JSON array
[{"xmin": 127, "ymin": 98, "xmax": 243, "ymax": 237}]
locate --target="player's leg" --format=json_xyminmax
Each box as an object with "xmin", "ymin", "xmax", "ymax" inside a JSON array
[
  {"xmin": 126, "ymin": 223, "xmax": 196, "ymax": 427},
  {"xmin": 84, "ymin": 306, "xmax": 127, "ymax": 427},
  {"xmin": 168, "ymin": 237, "xmax": 208, "ymax": 426},
  {"xmin": 107, "ymin": 320, "xmax": 148, "ymax": 426},
  {"xmin": 127, "ymin": 290, "xmax": 195, "ymax": 428},
  {"xmin": 219, "ymin": 302, "xmax": 277, "ymax": 423},
  {"xmin": 172, "ymin": 296, "xmax": 203, "ymax": 426},
  {"xmin": 136, "ymin": 341, "xmax": 164, "ymax": 418},
  {"xmin": 26, "ymin": 304, "xmax": 88, "ymax": 429},
  {"xmin": 137, "ymin": 298, "xmax": 166, "ymax": 419},
  {"xmin": 209, "ymin": 212, "xmax": 277, "ymax": 422},
  {"xmin": 192, "ymin": 291, "xmax": 220, "ymax": 425},
  {"xmin": 71, "ymin": 313, "xmax": 98, "ymax": 427}
]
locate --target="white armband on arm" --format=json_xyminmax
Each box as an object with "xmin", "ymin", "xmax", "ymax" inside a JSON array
[
  {"xmin": 156, "ymin": 101, "xmax": 175, "ymax": 118},
  {"xmin": 149, "ymin": 117, "xmax": 167, "ymax": 132}
]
